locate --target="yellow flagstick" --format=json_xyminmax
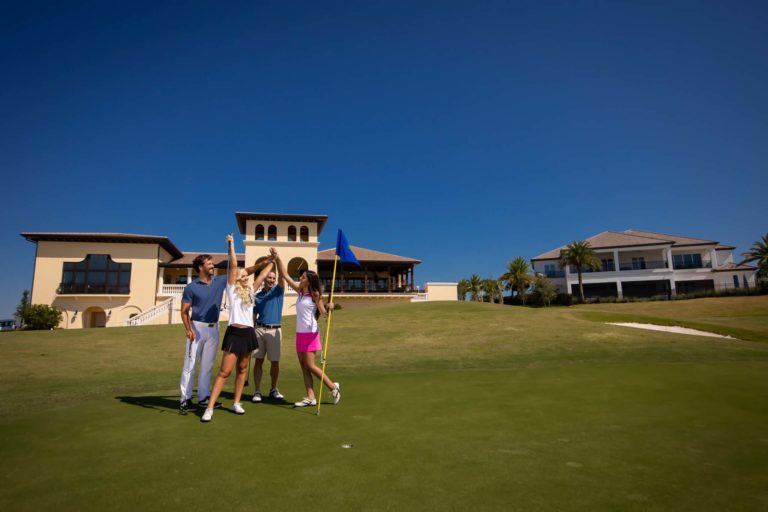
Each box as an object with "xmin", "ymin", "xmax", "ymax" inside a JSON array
[{"xmin": 316, "ymin": 255, "xmax": 339, "ymax": 416}]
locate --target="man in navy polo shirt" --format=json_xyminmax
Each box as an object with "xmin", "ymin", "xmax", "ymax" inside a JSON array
[
  {"xmin": 178, "ymin": 248, "xmax": 271, "ymax": 415},
  {"xmin": 251, "ymin": 259, "xmax": 285, "ymax": 403}
]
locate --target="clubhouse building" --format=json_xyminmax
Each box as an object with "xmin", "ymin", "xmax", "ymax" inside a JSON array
[
  {"xmin": 531, "ymin": 229, "xmax": 757, "ymax": 299},
  {"xmin": 22, "ymin": 212, "xmax": 457, "ymax": 329}
]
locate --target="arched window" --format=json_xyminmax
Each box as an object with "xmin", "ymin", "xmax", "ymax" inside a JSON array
[
  {"xmin": 288, "ymin": 225, "xmax": 297, "ymax": 242},
  {"xmin": 60, "ymin": 254, "xmax": 131, "ymax": 294},
  {"xmin": 268, "ymin": 225, "xmax": 277, "ymax": 241},
  {"xmin": 300, "ymin": 226, "xmax": 309, "ymax": 242},
  {"xmin": 287, "ymin": 257, "xmax": 309, "ymax": 280},
  {"xmin": 255, "ymin": 224, "xmax": 265, "ymax": 240}
]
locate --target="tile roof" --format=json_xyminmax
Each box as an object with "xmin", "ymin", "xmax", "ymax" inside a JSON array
[
  {"xmin": 21, "ymin": 232, "xmax": 183, "ymax": 259},
  {"xmin": 235, "ymin": 212, "xmax": 328, "ymax": 235},
  {"xmin": 532, "ymin": 230, "xmax": 725, "ymax": 261},
  {"xmin": 623, "ymin": 229, "xmax": 718, "ymax": 247},
  {"xmin": 713, "ymin": 262, "xmax": 757, "ymax": 272},
  {"xmin": 163, "ymin": 252, "xmax": 245, "ymax": 268},
  {"xmin": 317, "ymin": 245, "xmax": 420, "ymax": 264}
]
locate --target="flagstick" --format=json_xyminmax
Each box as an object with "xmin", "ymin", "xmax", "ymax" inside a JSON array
[{"xmin": 316, "ymin": 255, "xmax": 339, "ymax": 416}]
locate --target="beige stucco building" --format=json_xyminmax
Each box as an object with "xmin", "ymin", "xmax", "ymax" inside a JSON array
[
  {"xmin": 22, "ymin": 212, "xmax": 457, "ymax": 329},
  {"xmin": 531, "ymin": 229, "xmax": 758, "ymax": 299}
]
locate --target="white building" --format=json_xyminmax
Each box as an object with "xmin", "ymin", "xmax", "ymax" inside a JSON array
[{"xmin": 530, "ymin": 230, "xmax": 757, "ymax": 299}]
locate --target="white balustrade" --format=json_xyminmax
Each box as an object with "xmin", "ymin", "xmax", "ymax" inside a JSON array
[
  {"xmin": 161, "ymin": 284, "xmax": 186, "ymax": 295},
  {"xmin": 125, "ymin": 297, "xmax": 174, "ymax": 326}
]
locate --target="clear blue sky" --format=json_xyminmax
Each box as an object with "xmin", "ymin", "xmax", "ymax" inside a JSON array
[{"xmin": 2, "ymin": 1, "xmax": 767, "ymax": 317}]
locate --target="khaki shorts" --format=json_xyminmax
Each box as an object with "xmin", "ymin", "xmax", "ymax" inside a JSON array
[{"xmin": 253, "ymin": 326, "xmax": 282, "ymax": 362}]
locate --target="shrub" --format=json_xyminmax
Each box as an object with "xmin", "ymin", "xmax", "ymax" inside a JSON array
[{"xmin": 20, "ymin": 304, "xmax": 62, "ymax": 330}]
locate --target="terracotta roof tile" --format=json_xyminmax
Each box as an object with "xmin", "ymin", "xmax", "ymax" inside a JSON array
[
  {"xmin": 317, "ymin": 245, "xmax": 420, "ymax": 264},
  {"xmin": 21, "ymin": 232, "xmax": 183, "ymax": 259},
  {"xmin": 623, "ymin": 229, "xmax": 718, "ymax": 246}
]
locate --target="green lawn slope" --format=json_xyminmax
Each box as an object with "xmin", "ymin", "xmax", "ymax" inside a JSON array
[{"xmin": 1, "ymin": 297, "xmax": 767, "ymax": 511}]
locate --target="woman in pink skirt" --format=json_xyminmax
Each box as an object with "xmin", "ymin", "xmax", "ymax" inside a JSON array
[{"xmin": 272, "ymin": 249, "xmax": 341, "ymax": 407}]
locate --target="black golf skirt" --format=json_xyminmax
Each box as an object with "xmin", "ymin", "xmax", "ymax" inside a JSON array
[{"xmin": 221, "ymin": 325, "xmax": 258, "ymax": 355}]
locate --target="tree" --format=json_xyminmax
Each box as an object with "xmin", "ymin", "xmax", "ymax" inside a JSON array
[
  {"xmin": 457, "ymin": 279, "xmax": 471, "ymax": 301},
  {"xmin": 15, "ymin": 289, "xmax": 30, "ymax": 327},
  {"xmin": 501, "ymin": 256, "xmax": 533, "ymax": 305},
  {"xmin": 531, "ymin": 275, "xmax": 558, "ymax": 307},
  {"xmin": 496, "ymin": 278, "xmax": 504, "ymax": 305},
  {"xmin": 559, "ymin": 240, "xmax": 601, "ymax": 303},
  {"xmin": 468, "ymin": 274, "xmax": 483, "ymax": 302},
  {"xmin": 742, "ymin": 233, "xmax": 768, "ymax": 279},
  {"xmin": 20, "ymin": 304, "xmax": 62, "ymax": 330},
  {"xmin": 482, "ymin": 278, "xmax": 501, "ymax": 303}
]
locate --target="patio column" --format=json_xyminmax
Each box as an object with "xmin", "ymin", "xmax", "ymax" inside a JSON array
[
  {"xmin": 364, "ymin": 266, "xmax": 368, "ymax": 293},
  {"xmin": 710, "ymin": 248, "xmax": 718, "ymax": 268},
  {"xmin": 613, "ymin": 250, "xmax": 620, "ymax": 272},
  {"xmin": 666, "ymin": 248, "xmax": 674, "ymax": 270},
  {"xmin": 187, "ymin": 268, "xmax": 192, "ymax": 282},
  {"xmin": 387, "ymin": 266, "xmax": 392, "ymax": 292},
  {"xmin": 616, "ymin": 280, "xmax": 624, "ymax": 299}
]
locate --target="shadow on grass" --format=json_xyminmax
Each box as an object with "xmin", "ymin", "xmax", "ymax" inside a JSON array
[{"xmin": 115, "ymin": 392, "xmax": 304, "ymax": 415}]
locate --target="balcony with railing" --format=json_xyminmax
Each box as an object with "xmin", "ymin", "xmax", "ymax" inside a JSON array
[
  {"xmin": 618, "ymin": 260, "xmax": 669, "ymax": 271},
  {"xmin": 543, "ymin": 270, "xmax": 566, "ymax": 278},
  {"xmin": 58, "ymin": 283, "xmax": 130, "ymax": 295},
  {"xmin": 160, "ymin": 284, "xmax": 186, "ymax": 295}
]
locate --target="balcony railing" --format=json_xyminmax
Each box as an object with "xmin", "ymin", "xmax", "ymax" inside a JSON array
[
  {"xmin": 161, "ymin": 284, "xmax": 186, "ymax": 295},
  {"xmin": 618, "ymin": 260, "xmax": 669, "ymax": 271},
  {"xmin": 543, "ymin": 270, "xmax": 566, "ymax": 278},
  {"xmin": 58, "ymin": 283, "xmax": 130, "ymax": 295},
  {"xmin": 569, "ymin": 260, "xmax": 669, "ymax": 273},
  {"xmin": 672, "ymin": 261, "xmax": 712, "ymax": 270}
]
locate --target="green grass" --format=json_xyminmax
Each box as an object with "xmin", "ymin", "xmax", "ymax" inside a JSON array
[{"xmin": 1, "ymin": 297, "xmax": 767, "ymax": 511}]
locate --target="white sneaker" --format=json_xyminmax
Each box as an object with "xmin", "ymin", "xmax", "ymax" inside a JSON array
[
  {"xmin": 251, "ymin": 391, "xmax": 262, "ymax": 403},
  {"xmin": 332, "ymin": 382, "xmax": 341, "ymax": 405},
  {"xmin": 269, "ymin": 388, "xmax": 284, "ymax": 400},
  {"xmin": 232, "ymin": 402, "xmax": 245, "ymax": 415},
  {"xmin": 294, "ymin": 397, "xmax": 317, "ymax": 407},
  {"xmin": 201, "ymin": 408, "xmax": 213, "ymax": 422}
]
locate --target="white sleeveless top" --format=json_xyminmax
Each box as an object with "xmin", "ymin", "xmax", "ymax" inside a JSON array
[
  {"xmin": 226, "ymin": 284, "xmax": 254, "ymax": 327},
  {"xmin": 296, "ymin": 291, "xmax": 318, "ymax": 333}
]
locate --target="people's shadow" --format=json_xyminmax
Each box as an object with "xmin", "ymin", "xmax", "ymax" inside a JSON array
[{"xmin": 115, "ymin": 395, "xmax": 181, "ymax": 413}]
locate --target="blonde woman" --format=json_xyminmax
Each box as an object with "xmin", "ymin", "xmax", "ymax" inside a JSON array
[
  {"xmin": 271, "ymin": 248, "xmax": 341, "ymax": 407},
  {"xmin": 201, "ymin": 235, "xmax": 273, "ymax": 423}
]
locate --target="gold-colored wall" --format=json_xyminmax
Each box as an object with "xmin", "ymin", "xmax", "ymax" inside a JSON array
[{"xmin": 32, "ymin": 241, "xmax": 163, "ymax": 329}]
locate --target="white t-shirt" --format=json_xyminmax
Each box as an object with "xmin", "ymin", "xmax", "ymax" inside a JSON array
[{"xmin": 226, "ymin": 284, "xmax": 254, "ymax": 327}]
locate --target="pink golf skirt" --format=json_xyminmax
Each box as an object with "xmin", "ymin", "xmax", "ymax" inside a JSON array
[{"xmin": 296, "ymin": 332, "xmax": 321, "ymax": 352}]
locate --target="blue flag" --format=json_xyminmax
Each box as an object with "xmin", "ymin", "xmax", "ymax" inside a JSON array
[{"xmin": 336, "ymin": 229, "xmax": 361, "ymax": 267}]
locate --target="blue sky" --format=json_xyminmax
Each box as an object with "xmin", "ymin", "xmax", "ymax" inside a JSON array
[{"xmin": 2, "ymin": 1, "xmax": 767, "ymax": 317}]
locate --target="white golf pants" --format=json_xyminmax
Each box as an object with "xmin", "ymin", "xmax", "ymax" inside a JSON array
[{"xmin": 179, "ymin": 321, "xmax": 219, "ymax": 402}]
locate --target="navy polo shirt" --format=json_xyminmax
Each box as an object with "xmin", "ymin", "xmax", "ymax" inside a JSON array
[
  {"xmin": 254, "ymin": 285, "xmax": 284, "ymax": 325},
  {"xmin": 182, "ymin": 275, "xmax": 228, "ymax": 323}
]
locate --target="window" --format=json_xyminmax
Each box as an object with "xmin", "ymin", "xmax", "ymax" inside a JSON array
[
  {"xmin": 288, "ymin": 225, "xmax": 297, "ymax": 242},
  {"xmin": 673, "ymin": 254, "xmax": 702, "ymax": 269},
  {"xmin": 300, "ymin": 226, "xmax": 309, "ymax": 242},
  {"xmin": 733, "ymin": 275, "xmax": 740, "ymax": 288},
  {"xmin": 631, "ymin": 257, "xmax": 646, "ymax": 270},
  {"xmin": 601, "ymin": 259, "xmax": 615, "ymax": 271},
  {"xmin": 267, "ymin": 225, "xmax": 277, "ymax": 241},
  {"xmin": 255, "ymin": 224, "xmax": 265, "ymax": 240},
  {"xmin": 60, "ymin": 254, "xmax": 131, "ymax": 294}
]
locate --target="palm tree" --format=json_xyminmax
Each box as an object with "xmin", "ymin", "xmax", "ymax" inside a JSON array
[
  {"xmin": 468, "ymin": 274, "xmax": 483, "ymax": 302},
  {"xmin": 482, "ymin": 278, "xmax": 500, "ymax": 303},
  {"xmin": 559, "ymin": 240, "xmax": 601, "ymax": 303},
  {"xmin": 742, "ymin": 233, "xmax": 768, "ymax": 278},
  {"xmin": 496, "ymin": 278, "xmax": 505, "ymax": 305},
  {"xmin": 457, "ymin": 279, "xmax": 471, "ymax": 301},
  {"xmin": 501, "ymin": 256, "xmax": 533, "ymax": 305}
]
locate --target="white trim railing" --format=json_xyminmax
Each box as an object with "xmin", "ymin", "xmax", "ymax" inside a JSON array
[
  {"xmin": 125, "ymin": 297, "xmax": 174, "ymax": 327},
  {"xmin": 160, "ymin": 284, "xmax": 186, "ymax": 295}
]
